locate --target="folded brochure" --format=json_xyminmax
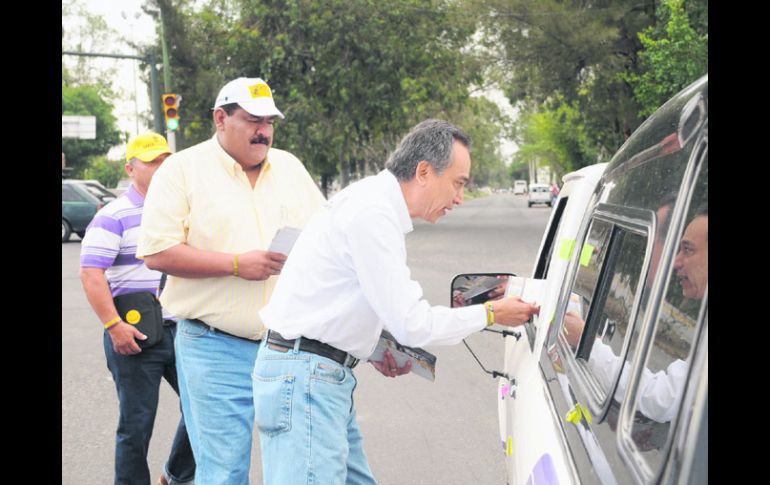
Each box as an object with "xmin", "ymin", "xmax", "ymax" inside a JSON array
[
  {"xmin": 368, "ymin": 330, "xmax": 437, "ymax": 381},
  {"xmin": 268, "ymin": 226, "xmax": 301, "ymax": 255}
]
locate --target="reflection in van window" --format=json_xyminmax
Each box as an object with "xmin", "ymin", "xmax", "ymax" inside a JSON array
[
  {"xmin": 571, "ymin": 227, "xmax": 648, "ymax": 400},
  {"xmin": 627, "ymin": 155, "xmax": 708, "ymax": 473},
  {"xmin": 560, "ymin": 219, "xmax": 652, "ymax": 482},
  {"xmin": 569, "ymin": 219, "xmax": 614, "ymax": 327}
]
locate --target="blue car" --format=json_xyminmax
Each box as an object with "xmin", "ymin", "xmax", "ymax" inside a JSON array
[{"xmin": 62, "ymin": 180, "xmax": 115, "ymax": 242}]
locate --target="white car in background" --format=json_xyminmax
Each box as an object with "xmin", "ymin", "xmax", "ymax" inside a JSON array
[{"xmin": 527, "ymin": 183, "xmax": 551, "ymax": 207}]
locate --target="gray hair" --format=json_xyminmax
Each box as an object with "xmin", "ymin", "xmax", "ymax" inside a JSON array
[{"xmin": 385, "ymin": 119, "xmax": 471, "ymax": 181}]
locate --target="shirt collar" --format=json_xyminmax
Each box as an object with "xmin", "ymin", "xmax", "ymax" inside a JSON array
[
  {"xmin": 126, "ymin": 184, "xmax": 144, "ymax": 205},
  {"xmin": 212, "ymin": 134, "xmax": 272, "ymax": 177},
  {"xmin": 378, "ymin": 170, "xmax": 413, "ymax": 234}
]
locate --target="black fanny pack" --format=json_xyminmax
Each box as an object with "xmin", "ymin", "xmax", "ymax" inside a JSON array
[{"xmin": 112, "ymin": 292, "xmax": 164, "ymax": 349}]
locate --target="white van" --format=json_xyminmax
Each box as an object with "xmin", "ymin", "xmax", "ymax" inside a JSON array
[
  {"xmin": 528, "ymin": 183, "xmax": 551, "ymax": 207},
  {"xmin": 452, "ymin": 75, "xmax": 707, "ymax": 484},
  {"xmin": 513, "ymin": 180, "xmax": 528, "ymax": 195}
]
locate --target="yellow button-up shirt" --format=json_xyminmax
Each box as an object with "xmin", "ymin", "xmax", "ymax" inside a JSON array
[{"xmin": 136, "ymin": 135, "xmax": 325, "ymax": 339}]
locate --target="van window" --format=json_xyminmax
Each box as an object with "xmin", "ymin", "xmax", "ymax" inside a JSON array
[
  {"xmin": 568, "ymin": 220, "xmax": 649, "ymax": 402},
  {"xmin": 621, "ymin": 152, "xmax": 708, "ymax": 479},
  {"xmin": 534, "ymin": 197, "xmax": 569, "ymax": 279},
  {"xmin": 559, "ymin": 211, "xmax": 653, "ymax": 481}
]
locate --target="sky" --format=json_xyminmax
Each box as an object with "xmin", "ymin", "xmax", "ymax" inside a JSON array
[{"xmin": 62, "ymin": 0, "xmax": 518, "ymax": 164}]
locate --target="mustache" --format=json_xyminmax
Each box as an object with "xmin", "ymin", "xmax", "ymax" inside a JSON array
[{"xmin": 250, "ymin": 134, "xmax": 271, "ymax": 145}]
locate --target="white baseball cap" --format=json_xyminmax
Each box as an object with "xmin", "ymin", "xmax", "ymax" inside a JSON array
[{"xmin": 213, "ymin": 77, "xmax": 285, "ymax": 119}]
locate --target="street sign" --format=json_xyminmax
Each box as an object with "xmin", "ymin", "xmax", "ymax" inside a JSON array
[{"xmin": 62, "ymin": 116, "xmax": 97, "ymax": 139}]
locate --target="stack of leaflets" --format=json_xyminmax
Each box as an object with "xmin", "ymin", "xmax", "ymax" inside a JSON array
[
  {"xmin": 505, "ymin": 276, "xmax": 545, "ymax": 305},
  {"xmin": 368, "ymin": 330, "xmax": 437, "ymax": 381}
]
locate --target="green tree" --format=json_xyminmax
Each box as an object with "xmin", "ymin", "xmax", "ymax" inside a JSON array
[
  {"xmin": 81, "ymin": 156, "xmax": 126, "ymax": 188},
  {"xmin": 476, "ymin": 0, "xmax": 706, "ymax": 167},
  {"xmin": 447, "ymin": 96, "xmax": 510, "ymax": 188},
  {"xmin": 147, "ymin": 0, "xmax": 483, "ymax": 194},
  {"xmin": 476, "ymin": 0, "xmax": 652, "ymax": 155},
  {"xmin": 513, "ymin": 97, "xmax": 596, "ymax": 182},
  {"xmin": 625, "ymin": 0, "xmax": 708, "ymax": 116},
  {"xmin": 62, "ymin": 83, "xmax": 124, "ymax": 175}
]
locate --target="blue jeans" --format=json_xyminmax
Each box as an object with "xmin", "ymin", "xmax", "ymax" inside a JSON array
[
  {"xmin": 253, "ymin": 339, "xmax": 377, "ymax": 485},
  {"xmin": 175, "ymin": 319, "xmax": 260, "ymax": 484},
  {"xmin": 103, "ymin": 324, "xmax": 196, "ymax": 485}
]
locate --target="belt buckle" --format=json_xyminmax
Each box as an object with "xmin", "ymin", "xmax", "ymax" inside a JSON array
[{"xmin": 343, "ymin": 353, "xmax": 359, "ymax": 368}]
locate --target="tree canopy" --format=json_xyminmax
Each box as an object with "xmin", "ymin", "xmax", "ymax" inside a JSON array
[
  {"xmin": 62, "ymin": 0, "xmax": 708, "ymax": 189},
  {"xmin": 145, "ymin": 0, "xmax": 489, "ymax": 193},
  {"xmin": 473, "ymin": 0, "xmax": 707, "ymax": 176}
]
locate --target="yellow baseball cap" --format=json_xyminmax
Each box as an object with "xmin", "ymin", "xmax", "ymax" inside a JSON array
[{"xmin": 126, "ymin": 132, "xmax": 171, "ymax": 162}]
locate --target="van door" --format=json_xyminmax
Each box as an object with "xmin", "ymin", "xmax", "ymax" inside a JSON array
[
  {"xmin": 541, "ymin": 141, "xmax": 707, "ymax": 485},
  {"xmin": 498, "ymin": 164, "xmax": 606, "ymax": 485}
]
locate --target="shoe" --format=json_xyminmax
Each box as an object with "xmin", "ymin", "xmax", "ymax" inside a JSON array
[{"xmin": 157, "ymin": 474, "xmax": 169, "ymax": 485}]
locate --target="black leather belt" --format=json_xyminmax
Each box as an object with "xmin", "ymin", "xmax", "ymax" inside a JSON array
[
  {"xmin": 266, "ymin": 330, "xmax": 359, "ymax": 368},
  {"xmin": 189, "ymin": 319, "xmax": 260, "ymax": 343}
]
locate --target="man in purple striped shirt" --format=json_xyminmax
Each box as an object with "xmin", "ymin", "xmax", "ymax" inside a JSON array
[{"xmin": 79, "ymin": 132, "xmax": 195, "ymax": 485}]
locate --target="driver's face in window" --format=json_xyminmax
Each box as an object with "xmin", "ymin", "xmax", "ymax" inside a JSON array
[{"xmin": 674, "ymin": 215, "xmax": 708, "ymax": 300}]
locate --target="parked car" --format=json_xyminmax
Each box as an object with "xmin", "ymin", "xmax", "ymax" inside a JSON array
[
  {"xmin": 112, "ymin": 178, "xmax": 132, "ymax": 197},
  {"xmin": 62, "ymin": 180, "xmax": 113, "ymax": 242},
  {"xmin": 513, "ymin": 180, "xmax": 528, "ymax": 195},
  {"xmin": 527, "ymin": 183, "xmax": 551, "ymax": 207},
  {"xmin": 66, "ymin": 179, "xmax": 118, "ymax": 204},
  {"xmin": 452, "ymin": 74, "xmax": 707, "ymax": 484}
]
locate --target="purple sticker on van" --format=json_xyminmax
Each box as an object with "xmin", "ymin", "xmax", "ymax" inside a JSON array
[{"xmin": 526, "ymin": 453, "xmax": 559, "ymax": 485}]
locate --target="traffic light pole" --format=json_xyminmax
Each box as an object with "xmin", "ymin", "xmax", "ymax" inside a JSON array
[
  {"xmin": 159, "ymin": 7, "xmax": 175, "ymax": 152},
  {"xmin": 62, "ymin": 51, "xmax": 164, "ymax": 134}
]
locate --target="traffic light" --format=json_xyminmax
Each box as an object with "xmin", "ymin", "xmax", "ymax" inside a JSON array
[{"xmin": 162, "ymin": 93, "xmax": 180, "ymax": 131}]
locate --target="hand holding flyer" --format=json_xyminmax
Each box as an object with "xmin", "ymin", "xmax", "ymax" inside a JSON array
[{"xmin": 268, "ymin": 227, "xmax": 301, "ymax": 255}]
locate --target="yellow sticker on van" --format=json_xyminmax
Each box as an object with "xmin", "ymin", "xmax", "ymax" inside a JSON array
[
  {"xmin": 558, "ymin": 239, "xmax": 575, "ymax": 260},
  {"xmin": 580, "ymin": 244, "xmax": 594, "ymax": 266}
]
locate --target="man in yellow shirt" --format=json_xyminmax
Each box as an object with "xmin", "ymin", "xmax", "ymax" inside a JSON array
[{"xmin": 137, "ymin": 77, "xmax": 325, "ymax": 483}]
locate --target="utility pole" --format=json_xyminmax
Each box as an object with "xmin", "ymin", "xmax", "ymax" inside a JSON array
[{"xmin": 159, "ymin": 7, "xmax": 175, "ymax": 152}]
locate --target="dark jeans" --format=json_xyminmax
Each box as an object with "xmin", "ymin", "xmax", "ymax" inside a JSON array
[{"xmin": 104, "ymin": 324, "xmax": 196, "ymax": 485}]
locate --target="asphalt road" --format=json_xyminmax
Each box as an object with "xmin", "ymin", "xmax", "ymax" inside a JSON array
[{"xmin": 61, "ymin": 192, "xmax": 551, "ymax": 484}]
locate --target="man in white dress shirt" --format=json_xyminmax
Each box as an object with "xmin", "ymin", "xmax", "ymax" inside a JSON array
[{"xmin": 254, "ymin": 119, "xmax": 540, "ymax": 484}]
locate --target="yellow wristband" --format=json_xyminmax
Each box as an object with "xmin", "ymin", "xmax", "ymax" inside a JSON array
[
  {"xmin": 233, "ymin": 254, "xmax": 240, "ymax": 277},
  {"xmin": 485, "ymin": 302, "xmax": 495, "ymax": 327},
  {"xmin": 104, "ymin": 316, "xmax": 122, "ymax": 329}
]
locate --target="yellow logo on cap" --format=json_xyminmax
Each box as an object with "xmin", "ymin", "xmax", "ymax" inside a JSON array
[
  {"xmin": 126, "ymin": 310, "xmax": 142, "ymax": 325},
  {"xmin": 249, "ymin": 83, "xmax": 272, "ymax": 99}
]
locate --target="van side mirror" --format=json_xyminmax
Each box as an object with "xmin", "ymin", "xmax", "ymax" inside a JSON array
[{"xmin": 450, "ymin": 273, "xmax": 514, "ymax": 308}]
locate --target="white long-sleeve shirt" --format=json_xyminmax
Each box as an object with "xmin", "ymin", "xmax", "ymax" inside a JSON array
[
  {"xmin": 589, "ymin": 340, "xmax": 687, "ymax": 423},
  {"xmin": 260, "ymin": 169, "xmax": 486, "ymax": 360}
]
